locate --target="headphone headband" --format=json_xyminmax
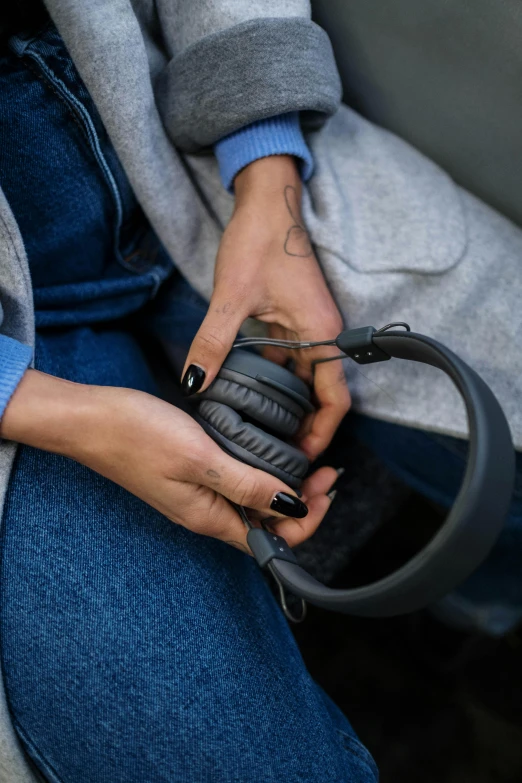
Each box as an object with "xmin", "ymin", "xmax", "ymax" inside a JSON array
[{"xmin": 247, "ymin": 328, "xmax": 515, "ymax": 617}]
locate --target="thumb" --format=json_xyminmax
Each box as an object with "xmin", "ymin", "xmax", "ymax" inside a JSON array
[{"xmin": 181, "ymin": 292, "xmax": 247, "ymax": 396}]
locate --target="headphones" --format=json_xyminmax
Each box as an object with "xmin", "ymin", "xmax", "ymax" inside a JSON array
[{"xmin": 191, "ymin": 324, "xmax": 515, "ymax": 619}]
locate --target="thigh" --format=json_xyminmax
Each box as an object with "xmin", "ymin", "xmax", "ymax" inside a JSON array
[
  {"xmin": 0, "ymin": 448, "xmax": 377, "ymax": 783},
  {"xmin": 0, "ymin": 337, "xmax": 377, "ymax": 783}
]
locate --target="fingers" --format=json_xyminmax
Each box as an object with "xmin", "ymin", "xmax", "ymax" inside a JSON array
[
  {"xmin": 182, "ymin": 487, "xmax": 253, "ymax": 551},
  {"xmin": 299, "ymin": 359, "xmax": 351, "ymax": 460},
  {"xmin": 178, "ymin": 464, "xmax": 339, "ymax": 553},
  {"xmin": 181, "ymin": 290, "xmax": 247, "ymax": 396},
  {"xmin": 266, "ymin": 466, "xmax": 339, "ymax": 548},
  {"xmin": 191, "ymin": 439, "xmax": 309, "ymax": 520},
  {"xmin": 299, "ymin": 465, "xmax": 339, "ymax": 501}
]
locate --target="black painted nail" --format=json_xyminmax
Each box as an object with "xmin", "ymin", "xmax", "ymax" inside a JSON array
[
  {"xmin": 270, "ymin": 492, "xmax": 308, "ymax": 519},
  {"xmin": 181, "ymin": 365, "xmax": 205, "ymax": 396}
]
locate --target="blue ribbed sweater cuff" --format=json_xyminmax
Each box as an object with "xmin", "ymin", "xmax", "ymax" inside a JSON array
[
  {"xmin": 0, "ymin": 334, "xmax": 32, "ymax": 422},
  {"xmin": 214, "ymin": 112, "xmax": 314, "ymax": 193}
]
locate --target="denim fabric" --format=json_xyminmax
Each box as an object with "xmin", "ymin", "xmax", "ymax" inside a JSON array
[
  {"xmin": 0, "ymin": 329, "xmax": 378, "ymax": 783},
  {"xmin": 1, "ymin": 22, "xmax": 173, "ymax": 329},
  {"xmin": 0, "ymin": 17, "xmax": 377, "ymax": 783},
  {"xmin": 350, "ymin": 413, "xmax": 522, "ymax": 634}
]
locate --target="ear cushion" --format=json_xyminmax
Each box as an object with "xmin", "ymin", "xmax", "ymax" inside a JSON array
[
  {"xmin": 198, "ymin": 377, "xmax": 302, "ymax": 437},
  {"xmin": 197, "ymin": 400, "xmax": 309, "ymax": 489},
  {"xmin": 221, "ymin": 349, "xmax": 311, "ymax": 405}
]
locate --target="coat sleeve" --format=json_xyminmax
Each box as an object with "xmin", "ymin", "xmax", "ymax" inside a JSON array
[
  {"xmin": 0, "ymin": 330, "xmax": 32, "ymax": 423},
  {"xmin": 154, "ymin": 0, "xmax": 342, "ymax": 152},
  {"xmin": 0, "ymin": 190, "xmax": 34, "ymax": 424}
]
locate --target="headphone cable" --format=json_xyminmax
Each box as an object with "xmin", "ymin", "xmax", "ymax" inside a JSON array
[{"xmin": 233, "ymin": 503, "xmax": 307, "ymax": 624}]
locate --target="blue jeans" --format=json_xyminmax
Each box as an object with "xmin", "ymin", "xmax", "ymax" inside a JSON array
[
  {"xmin": 1, "ymin": 330, "xmax": 377, "ymax": 783},
  {"xmin": 1, "ymin": 22, "xmax": 173, "ymax": 328},
  {"xmin": 0, "ymin": 17, "xmax": 377, "ymax": 783}
]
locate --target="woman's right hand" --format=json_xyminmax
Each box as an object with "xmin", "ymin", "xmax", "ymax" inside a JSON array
[{"xmin": 0, "ymin": 370, "xmax": 338, "ymax": 552}]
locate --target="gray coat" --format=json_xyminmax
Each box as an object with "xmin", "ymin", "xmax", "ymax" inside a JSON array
[{"xmin": 0, "ymin": 1, "xmax": 521, "ymax": 779}]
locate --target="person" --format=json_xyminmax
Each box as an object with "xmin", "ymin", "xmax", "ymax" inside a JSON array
[
  {"xmin": 0, "ymin": 3, "xmax": 374, "ymax": 782},
  {"xmin": 1, "ymin": 2, "xmax": 521, "ymax": 782}
]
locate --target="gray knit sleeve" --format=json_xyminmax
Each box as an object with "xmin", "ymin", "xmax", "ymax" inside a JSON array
[{"xmin": 154, "ymin": 14, "xmax": 342, "ymax": 153}]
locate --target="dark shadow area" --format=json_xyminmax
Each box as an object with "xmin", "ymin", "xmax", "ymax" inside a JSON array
[{"xmin": 293, "ymin": 490, "xmax": 522, "ymax": 782}]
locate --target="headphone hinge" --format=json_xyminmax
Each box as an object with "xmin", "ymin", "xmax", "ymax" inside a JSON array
[
  {"xmin": 247, "ymin": 528, "xmax": 298, "ymax": 569},
  {"xmin": 336, "ymin": 326, "xmax": 391, "ymax": 365}
]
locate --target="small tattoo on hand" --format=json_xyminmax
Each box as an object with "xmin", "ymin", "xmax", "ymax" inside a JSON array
[
  {"xmin": 283, "ymin": 185, "xmax": 313, "ymax": 258},
  {"xmin": 206, "ymin": 469, "xmax": 220, "ymax": 479}
]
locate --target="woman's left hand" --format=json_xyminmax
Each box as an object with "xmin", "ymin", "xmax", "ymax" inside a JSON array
[{"xmin": 182, "ymin": 155, "xmax": 351, "ymax": 460}]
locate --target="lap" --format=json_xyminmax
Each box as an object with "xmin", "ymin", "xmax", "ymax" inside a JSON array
[{"xmin": 0, "ymin": 328, "xmax": 377, "ymax": 783}]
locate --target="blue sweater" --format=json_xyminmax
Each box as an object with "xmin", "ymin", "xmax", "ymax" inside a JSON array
[
  {"xmin": 0, "ymin": 112, "xmax": 312, "ymax": 420},
  {"xmin": 215, "ymin": 112, "xmax": 313, "ymax": 193}
]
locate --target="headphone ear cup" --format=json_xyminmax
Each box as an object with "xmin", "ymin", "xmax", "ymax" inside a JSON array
[
  {"xmin": 197, "ymin": 400, "xmax": 309, "ymax": 490},
  {"xmin": 198, "ymin": 377, "xmax": 301, "ymax": 437}
]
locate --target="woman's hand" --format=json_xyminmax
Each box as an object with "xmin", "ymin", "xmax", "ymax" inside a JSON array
[
  {"xmin": 181, "ymin": 155, "xmax": 351, "ymax": 460},
  {"xmin": 0, "ymin": 369, "xmax": 339, "ymax": 551}
]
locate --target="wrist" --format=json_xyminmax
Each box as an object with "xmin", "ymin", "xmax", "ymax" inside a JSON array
[
  {"xmin": 0, "ymin": 369, "xmax": 104, "ymax": 460},
  {"xmin": 234, "ymin": 155, "xmax": 301, "ymax": 207}
]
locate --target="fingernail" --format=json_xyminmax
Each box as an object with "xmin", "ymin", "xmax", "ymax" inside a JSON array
[
  {"xmin": 270, "ymin": 492, "xmax": 308, "ymax": 519},
  {"xmin": 336, "ymin": 467, "xmax": 345, "ymax": 477},
  {"xmin": 295, "ymin": 488, "xmax": 303, "ymax": 498},
  {"xmin": 327, "ymin": 489, "xmax": 337, "ymax": 502},
  {"xmin": 181, "ymin": 365, "xmax": 206, "ymax": 396}
]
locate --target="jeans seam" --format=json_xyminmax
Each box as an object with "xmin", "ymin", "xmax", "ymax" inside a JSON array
[
  {"xmin": 20, "ymin": 48, "xmax": 124, "ymax": 266},
  {"xmin": 22, "ymin": 58, "xmax": 91, "ymax": 149},
  {"xmin": 9, "ymin": 715, "xmax": 66, "ymax": 783}
]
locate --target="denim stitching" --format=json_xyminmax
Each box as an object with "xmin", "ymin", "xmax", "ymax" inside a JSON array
[
  {"xmin": 20, "ymin": 48, "xmax": 124, "ymax": 266},
  {"xmin": 10, "ymin": 716, "xmax": 66, "ymax": 783}
]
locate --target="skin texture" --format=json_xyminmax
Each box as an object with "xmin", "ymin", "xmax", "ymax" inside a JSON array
[
  {"xmin": 1, "ymin": 156, "xmax": 345, "ymax": 551},
  {"xmin": 182, "ymin": 155, "xmax": 351, "ymax": 461},
  {"xmin": 0, "ymin": 369, "xmax": 338, "ymax": 552}
]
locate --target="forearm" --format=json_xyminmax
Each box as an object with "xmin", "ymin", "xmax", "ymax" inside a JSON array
[
  {"xmin": 234, "ymin": 154, "xmax": 301, "ymax": 204},
  {"xmin": 0, "ymin": 366, "xmax": 335, "ymax": 550},
  {"xmin": 0, "ymin": 369, "xmax": 101, "ymax": 457}
]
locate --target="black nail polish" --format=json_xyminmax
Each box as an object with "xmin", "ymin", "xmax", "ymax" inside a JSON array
[
  {"xmin": 181, "ymin": 365, "xmax": 205, "ymax": 396},
  {"xmin": 270, "ymin": 492, "xmax": 308, "ymax": 519}
]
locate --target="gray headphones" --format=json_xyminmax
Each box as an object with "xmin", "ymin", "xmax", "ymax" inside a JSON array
[{"xmin": 192, "ymin": 325, "xmax": 515, "ymax": 618}]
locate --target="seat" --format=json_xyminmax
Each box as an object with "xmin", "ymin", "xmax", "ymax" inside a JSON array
[{"xmin": 312, "ymin": 0, "xmax": 522, "ymax": 228}]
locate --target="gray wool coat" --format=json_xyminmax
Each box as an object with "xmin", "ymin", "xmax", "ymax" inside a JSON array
[{"xmin": 0, "ymin": 1, "xmax": 521, "ymax": 779}]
